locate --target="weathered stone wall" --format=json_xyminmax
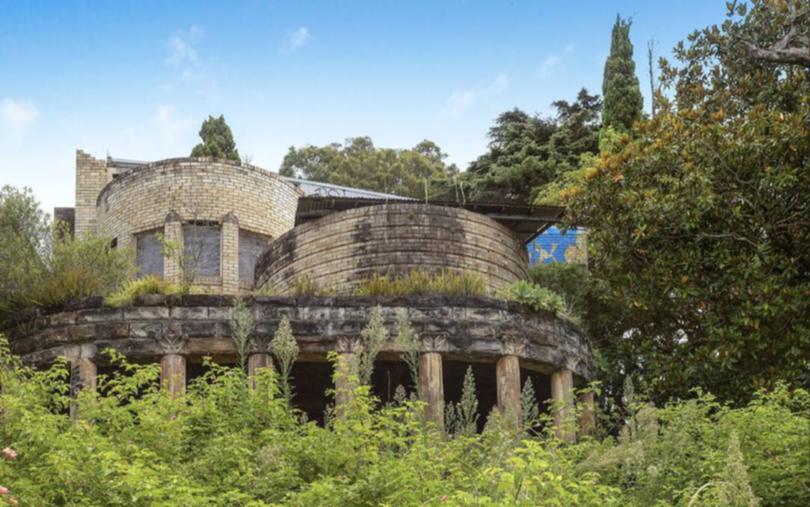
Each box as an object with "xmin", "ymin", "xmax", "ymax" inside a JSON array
[
  {"xmin": 256, "ymin": 203, "xmax": 529, "ymax": 296},
  {"xmin": 96, "ymin": 158, "xmax": 300, "ymax": 250},
  {"xmin": 6, "ymin": 295, "xmax": 593, "ymax": 379}
]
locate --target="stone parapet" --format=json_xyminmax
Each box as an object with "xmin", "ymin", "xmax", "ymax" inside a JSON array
[{"xmin": 5, "ymin": 295, "xmax": 593, "ymax": 380}]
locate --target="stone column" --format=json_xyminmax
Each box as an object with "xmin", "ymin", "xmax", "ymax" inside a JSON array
[
  {"xmin": 163, "ymin": 210, "xmax": 183, "ymax": 284},
  {"xmin": 221, "ymin": 212, "xmax": 240, "ymax": 295},
  {"xmin": 551, "ymin": 369, "xmax": 575, "ymax": 442},
  {"xmin": 496, "ymin": 355, "xmax": 521, "ymax": 428},
  {"xmin": 160, "ymin": 354, "xmax": 186, "ymax": 398},
  {"xmin": 78, "ymin": 357, "xmax": 98, "ymax": 392},
  {"xmin": 418, "ymin": 334, "xmax": 447, "ymax": 430},
  {"xmin": 334, "ymin": 336, "xmax": 360, "ymax": 417},
  {"xmin": 68, "ymin": 345, "xmax": 97, "ymax": 419},
  {"xmin": 247, "ymin": 353, "xmax": 273, "ymax": 389},
  {"xmin": 496, "ymin": 337, "xmax": 525, "ymax": 428},
  {"xmin": 577, "ymin": 390, "xmax": 596, "ymax": 438}
]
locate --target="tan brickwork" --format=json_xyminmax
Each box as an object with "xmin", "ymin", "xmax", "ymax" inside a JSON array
[
  {"xmin": 83, "ymin": 156, "xmax": 301, "ymax": 293},
  {"xmin": 75, "ymin": 151, "xmax": 112, "ymax": 236},
  {"xmin": 221, "ymin": 212, "xmax": 240, "ymax": 295},
  {"xmin": 163, "ymin": 213, "xmax": 183, "ymax": 284},
  {"xmin": 256, "ymin": 203, "xmax": 529, "ymax": 296}
]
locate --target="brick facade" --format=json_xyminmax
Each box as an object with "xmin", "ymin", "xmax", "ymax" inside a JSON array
[
  {"xmin": 256, "ymin": 203, "xmax": 529, "ymax": 296},
  {"xmin": 76, "ymin": 153, "xmax": 301, "ymax": 294}
]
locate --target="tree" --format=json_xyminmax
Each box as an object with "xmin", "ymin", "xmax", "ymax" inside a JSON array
[
  {"xmin": 279, "ymin": 137, "xmax": 458, "ymax": 199},
  {"xmin": 466, "ymin": 89, "xmax": 601, "ymax": 203},
  {"xmin": 567, "ymin": 1, "xmax": 810, "ymax": 404},
  {"xmin": 190, "ymin": 115, "xmax": 240, "ymax": 161},
  {"xmin": 601, "ymin": 15, "xmax": 643, "ymax": 131},
  {"xmin": 0, "ymin": 186, "xmax": 49, "ymax": 320}
]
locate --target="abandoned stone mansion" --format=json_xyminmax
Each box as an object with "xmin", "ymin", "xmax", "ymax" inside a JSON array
[{"xmin": 9, "ymin": 150, "xmax": 594, "ymax": 438}]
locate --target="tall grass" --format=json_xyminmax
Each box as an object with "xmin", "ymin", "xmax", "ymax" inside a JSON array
[{"xmin": 354, "ymin": 269, "xmax": 486, "ymax": 297}]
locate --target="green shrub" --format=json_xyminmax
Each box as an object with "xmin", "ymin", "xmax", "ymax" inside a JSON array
[
  {"xmin": 354, "ymin": 269, "xmax": 486, "ymax": 297},
  {"xmin": 528, "ymin": 262, "xmax": 591, "ymax": 318},
  {"xmin": 104, "ymin": 275, "xmax": 186, "ymax": 307},
  {"xmin": 507, "ymin": 280, "xmax": 566, "ymax": 315},
  {"xmin": 0, "ymin": 335, "xmax": 807, "ymax": 506}
]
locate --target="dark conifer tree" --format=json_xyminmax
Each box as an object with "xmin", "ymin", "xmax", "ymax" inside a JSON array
[
  {"xmin": 191, "ymin": 115, "xmax": 240, "ymax": 161},
  {"xmin": 601, "ymin": 15, "xmax": 643, "ymax": 131}
]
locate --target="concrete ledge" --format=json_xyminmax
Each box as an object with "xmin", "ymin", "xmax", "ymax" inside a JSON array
[{"xmin": 5, "ymin": 295, "xmax": 593, "ymax": 379}]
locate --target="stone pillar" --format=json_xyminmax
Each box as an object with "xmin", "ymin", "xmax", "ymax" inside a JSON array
[
  {"xmin": 160, "ymin": 354, "xmax": 186, "ymax": 398},
  {"xmin": 496, "ymin": 354, "xmax": 521, "ymax": 428},
  {"xmin": 163, "ymin": 210, "xmax": 183, "ymax": 284},
  {"xmin": 68, "ymin": 345, "xmax": 97, "ymax": 419},
  {"xmin": 78, "ymin": 357, "xmax": 98, "ymax": 392},
  {"xmin": 551, "ymin": 369, "xmax": 575, "ymax": 442},
  {"xmin": 577, "ymin": 390, "xmax": 596, "ymax": 438},
  {"xmin": 419, "ymin": 334, "xmax": 447, "ymax": 430},
  {"xmin": 247, "ymin": 353, "xmax": 273, "ymax": 389},
  {"xmin": 221, "ymin": 212, "xmax": 240, "ymax": 295},
  {"xmin": 334, "ymin": 336, "xmax": 359, "ymax": 417}
]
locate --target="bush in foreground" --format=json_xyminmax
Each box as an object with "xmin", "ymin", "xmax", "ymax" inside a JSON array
[{"xmin": 0, "ymin": 337, "xmax": 806, "ymax": 506}]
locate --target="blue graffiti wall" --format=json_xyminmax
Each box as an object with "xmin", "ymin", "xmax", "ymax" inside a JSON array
[{"xmin": 527, "ymin": 226, "xmax": 582, "ymax": 265}]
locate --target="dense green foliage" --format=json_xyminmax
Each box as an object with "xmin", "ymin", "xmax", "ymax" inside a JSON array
[
  {"xmin": 465, "ymin": 89, "xmax": 601, "ymax": 203},
  {"xmin": 191, "ymin": 115, "xmax": 240, "ymax": 161},
  {"xmin": 566, "ymin": 1, "xmax": 810, "ymax": 404},
  {"xmin": 1, "ymin": 336, "xmax": 806, "ymax": 506},
  {"xmin": 0, "ymin": 187, "xmax": 133, "ymax": 325},
  {"xmin": 601, "ymin": 16, "xmax": 644, "ymax": 131},
  {"xmin": 506, "ymin": 280, "xmax": 566, "ymax": 316},
  {"xmin": 280, "ymin": 137, "xmax": 458, "ymax": 199}
]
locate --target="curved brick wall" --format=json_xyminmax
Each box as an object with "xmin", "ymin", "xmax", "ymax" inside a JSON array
[
  {"xmin": 256, "ymin": 203, "xmax": 529, "ymax": 295},
  {"xmin": 96, "ymin": 158, "xmax": 300, "ymax": 249}
]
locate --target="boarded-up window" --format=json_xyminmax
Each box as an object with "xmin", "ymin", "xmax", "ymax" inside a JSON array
[
  {"xmin": 183, "ymin": 223, "xmax": 221, "ymax": 277},
  {"xmin": 135, "ymin": 229, "xmax": 163, "ymax": 278},
  {"xmin": 239, "ymin": 230, "xmax": 269, "ymax": 283}
]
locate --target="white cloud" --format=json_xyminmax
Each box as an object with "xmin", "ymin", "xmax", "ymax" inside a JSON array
[
  {"xmin": 282, "ymin": 26, "xmax": 311, "ymax": 53},
  {"xmin": 537, "ymin": 44, "xmax": 574, "ymax": 79},
  {"xmin": 166, "ymin": 25, "xmax": 204, "ymax": 65},
  {"xmin": 151, "ymin": 104, "xmax": 193, "ymax": 143},
  {"xmin": 446, "ymin": 73, "xmax": 509, "ymax": 116},
  {"xmin": 538, "ymin": 55, "xmax": 560, "ymax": 78},
  {"xmin": 0, "ymin": 98, "xmax": 40, "ymax": 138}
]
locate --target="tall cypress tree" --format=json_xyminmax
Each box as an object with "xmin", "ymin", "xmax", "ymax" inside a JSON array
[{"xmin": 602, "ymin": 15, "xmax": 643, "ymax": 131}]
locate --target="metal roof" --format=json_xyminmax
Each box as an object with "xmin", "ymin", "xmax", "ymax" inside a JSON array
[
  {"xmin": 281, "ymin": 176, "xmax": 411, "ymax": 200},
  {"xmin": 295, "ymin": 196, "xmax": 565, "ymax": 243}
]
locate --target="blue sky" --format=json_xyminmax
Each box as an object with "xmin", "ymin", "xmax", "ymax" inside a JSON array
[{"xmin": 1, "ymin": 1, "xmax": 727, "ymax": 215}]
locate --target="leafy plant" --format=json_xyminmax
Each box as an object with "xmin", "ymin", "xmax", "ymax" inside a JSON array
[
  {"xmin": 506, "ymin": 280, "xmax": 566, "ymax": 315},
  {"xmin": 521, "ymin": 378, "xmax": 540, "ymax": 428},
  {"xmin": 394, "ymin": 309, "xmax": 420, "ymax": 397},
  {"xmin": 229, "ymin": 299, "xmax": 255, "ymax": 372},
  {"xmin": 357, "ymin": 306, "xmax": 388, "ymax": 385},
  {"xmin": 270, "ymin": 316, "xmax": 299, "ymax": 404},
  {"xmin": 445, "ymin": 366, "xmax": 479, "ymax": 437}
]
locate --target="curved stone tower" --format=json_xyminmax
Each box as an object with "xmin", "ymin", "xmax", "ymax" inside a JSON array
[{"xmin": 256, "ymin": 203, "xmax": 529, "ymax": 296}]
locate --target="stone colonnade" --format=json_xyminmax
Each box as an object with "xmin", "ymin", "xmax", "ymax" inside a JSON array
[{"xmin": 68, "ymin": 335, "xmax": 595, "ymax": 439}]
